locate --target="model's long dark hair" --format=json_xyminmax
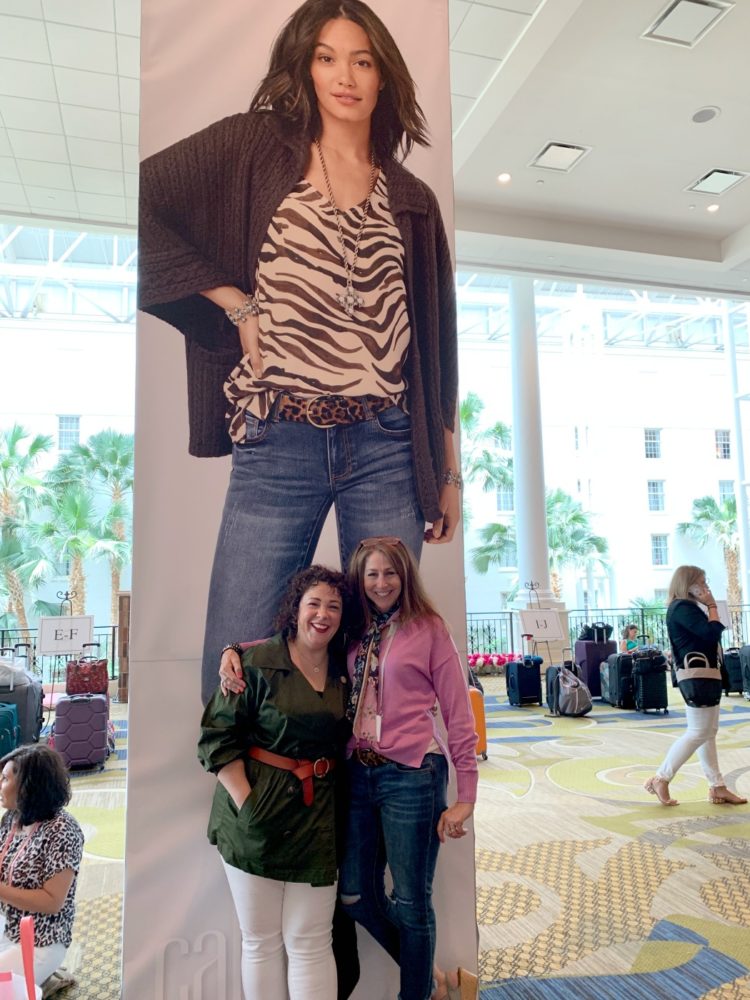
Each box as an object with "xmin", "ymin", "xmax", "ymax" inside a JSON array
[{"xmin": 250, "ymin": 0, "xmax": 429, "ymax": 162}]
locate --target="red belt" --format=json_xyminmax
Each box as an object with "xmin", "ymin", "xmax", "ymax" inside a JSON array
[{"xmin": 248, "ymin": 747, "xmax": 335, "ymax": 807}]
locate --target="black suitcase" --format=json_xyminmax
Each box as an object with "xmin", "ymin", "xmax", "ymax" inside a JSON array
[
  {"xmin": 632, "ymin": 651, "xmax": 668, "ymax": 713},
  {"xmin": 507, "ymin": 658, "xmax": 543, "ymax": 706},
  {"xmin": 723, "ymin": 647, "xmax": 743, "ymax": 695},
  {"xmin": 574, "ymin": 640, "xmax": 616, "ymax": 698},
  {"xmin": 601, "ymin": 653, "xmax": 634, "ymax": 708},
  {"xmin": 0, "ymin": 645, "xmax": 44, "ymax": 744},
  {"xmin": 740, "ymin": 644, "xmax": 750, "ymax": 698}
]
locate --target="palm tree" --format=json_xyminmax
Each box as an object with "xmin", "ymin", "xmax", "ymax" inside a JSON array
[
  {"xmin": 28, "ymin": 485, "xmax": 101, "ymax": 615},
  {"xmin": 678, "ymin": 495, "xmax": 741, "ymax": 607},
  {"xmin": 471, "ymin": 522, "xmax": 517, "ymax": 574},
  {"xmin": 63, "ymin": 431, "xmax": 134, "ymax": 624},
  {"xmin": 459, "ymin": 393, "xmax": 513, "ymax": 527},
  {"xmin": 546, "ymin": 488, "xmax": 608, "ymax": 599},
  {"xmin": 0, "ymin": 424, "xmax": 52, "ymax": 632}
]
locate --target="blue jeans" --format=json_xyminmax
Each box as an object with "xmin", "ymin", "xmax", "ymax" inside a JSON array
[
  {"xmin": 339, "ymin": 754, "xmax": 448, "ymax": 1000},
  {"xmin": 200, "ymin": 406, "xmax": 424, "ymax": 703}
]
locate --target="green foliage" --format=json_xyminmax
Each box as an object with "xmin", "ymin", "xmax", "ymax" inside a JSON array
[
  {"xmin": 545, "ymin": 488, "xmax": 608, "ymax": 571},
  {"xmin": 677, "ymin": 495, "xmax": 737, "ymax": 549},
  {"xmin": 459, "ymin": 393, "xmax": 513, "ymax": 527}
]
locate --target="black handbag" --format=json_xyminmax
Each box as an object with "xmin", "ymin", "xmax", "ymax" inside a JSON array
[
  {"xmin": 675, "ymin": 651, "xmax": 722, "ymax": 707},
  {"xmin": 578, "ymin": 621, "xmax": 613, "ymax": 643}
]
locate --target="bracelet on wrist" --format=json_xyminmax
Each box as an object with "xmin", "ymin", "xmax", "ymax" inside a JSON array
[
  {"xmin": 444, "ymin": 469, "xmax": 463, "ymax": 489},
  {"xmin": 706, "ymin": 603, "xmax": 718, "ymax": 610},
  {"xmin": 225, "ymin": 296, "xmax": 259, "ymax": 325},
  {"xmin": 221, "ymin": 642, "xmax": 244, "ymax": 657}
]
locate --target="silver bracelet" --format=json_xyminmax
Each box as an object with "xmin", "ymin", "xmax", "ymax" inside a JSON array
[
  {"xmin": 225, "ymin": 296, "xmax": 259, "ymax": 325},
  {"xmin": 444, "ymin": 469, "xmax": 463, "ymax": 489}
]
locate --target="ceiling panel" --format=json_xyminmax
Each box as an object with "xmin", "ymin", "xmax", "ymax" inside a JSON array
[
  {"xmin": 76, "ymin": 191, "xmax": 126, "ymax": 218},
  {"xmin": 450, "ymin": 51, "xmax": 499, "ymax": 98},
  {"xmin": 120, "ymin": 113, "xmax": 138, "ymax": 146},
  {"xmin": 72, "ymin": 165, "xmax": 125, "ymax": 196},
  {"xmin": 451, "ymin": 5, "xmax": 531, "ymax": 60},
  {"xmin": 116, "ymin": 34, "xmax": 140, "ymax": 78},
  {"xmin": 25, "ymin": 184, "xmax": 78, "ymax": 211},
  {"xmin": 54, "ymin": 67, "xmax": 120, "ymax": 112},
  {"xmin": 42, "ymin": 0, "xmax": 115, "ymax": 33},
  {"xmin": 61, "ymin": 105, "xmax": 121, "ymax": 143},
  {"xmin": 115, "ymin": 0, "xmax": 139, "ymax": 38},
  {"xmin": 0, "ymin": 58, "xmax": 57, "ymax": 101},
  {"xmin": 451, "ymin": 94, "xmax": 475, "ymax": 132},
  {"xmin": 0, "ymin": 95, "xmax": 63, "ymax": 133},
  {"xmin": 0, "ymin": 0, "xmax": 43, "ymax": 15},
  {"xmin": 118, "ymin": 77, "xmax": 139, "ymax": 116},
  {"xmin": 448, "ymin": 0, "xmax": 471, "ymax": 40},
  {"xmin": 0, "ymin": 180, "xmax": 29, "ymax": 209},
  {"xmin": 0, "ymin": 157, "xmax": 20, "ymax": 183},
  {"xmin": 67, "ymin": 136, "xmax": 122, "ymax": 171},
  {"xmin": 0, "ymin": 128, "xmax": 11, "ymax": 156},
  {"xmin": 46, "ymin": 23, "xmax": 118, "ymax": 75},
  {"xmin": 0, "ymin": 16, "xmax": 50, "ymax": 63},
  {"xmin": 16, "ymin": 159, "xmax": 73, "ymax": 189},
  {"xmin": 7, "ymin": 129, "xmax": 67, "ymax": 160},
  {"xmin": 481, "ymin": 0, "xmax": 542, "ymax": 12}
]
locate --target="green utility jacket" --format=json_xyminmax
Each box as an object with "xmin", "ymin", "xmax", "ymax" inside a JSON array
[{"xmin": 198, "ymin": 634, "xmax": 350, "ymax": 886}]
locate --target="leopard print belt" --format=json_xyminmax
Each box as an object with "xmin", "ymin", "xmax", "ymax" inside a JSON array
[{"xmin": 275, "ymin": 392, "xmax": 393, "ymax": 428}]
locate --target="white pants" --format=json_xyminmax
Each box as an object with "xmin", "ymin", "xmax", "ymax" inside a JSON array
[
  {"xmin": 657, "ymin": 704, "xmax": 724, "ymax": 787},
  {"xmin": 0, "ymin": 933, "xmax": 66, "ymax": 984},
  {"xmin": 222, "ymin": 860, "xmax": 337, "ymax": 1000}
]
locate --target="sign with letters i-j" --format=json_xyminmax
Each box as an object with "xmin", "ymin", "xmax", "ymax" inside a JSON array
[{"xmin": 37, "ymin": 615, "xmax": 94, "ymax": 655}]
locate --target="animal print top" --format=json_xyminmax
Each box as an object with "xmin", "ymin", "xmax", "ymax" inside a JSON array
[
  {"xmin": 0, "ymin": 809, "xmax": 84, "ymax": 947},
  {"xmin": 224, "ymin": 172, "xmax": 410, "ymax": 441}
]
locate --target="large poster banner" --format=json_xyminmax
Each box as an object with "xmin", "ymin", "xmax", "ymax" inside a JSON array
[{"xmin": 127, "ymin": 1, "xmax": 475, "ymax": 996}]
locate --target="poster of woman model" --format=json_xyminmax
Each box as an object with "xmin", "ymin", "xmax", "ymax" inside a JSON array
[{"xmin": 127, "ymin": 1, "xmax": 476, "ymax": 997}]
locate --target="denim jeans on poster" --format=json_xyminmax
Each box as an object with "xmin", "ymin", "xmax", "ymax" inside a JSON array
[
  {"xmin": 339, "ymin": 753, "xmax": 448, "ymax": 1000},
  {"xmin": 200, "ymin": 407, "xmax": 424, "ymax": 703}
]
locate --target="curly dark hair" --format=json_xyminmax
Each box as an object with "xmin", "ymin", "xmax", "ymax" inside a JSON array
[
  {"xmin": 250, "ymin": 0, "xmax": 429, "ymax": 162},
  {"xmin": 1, "ymin": 744, "xmax": 71, "ymax": 826},
  {"xmin": 273, "ymin": 564, "xmax": 352, "ymax": 642}
]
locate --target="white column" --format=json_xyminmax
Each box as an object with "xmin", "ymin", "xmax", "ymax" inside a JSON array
[
  {"xmin": 723, "ymin": 302, "xmax": 750, "ymax": 603},
  {"xmin": 510, "ymin": 277, "xmax": 553, "ymax": 603}
]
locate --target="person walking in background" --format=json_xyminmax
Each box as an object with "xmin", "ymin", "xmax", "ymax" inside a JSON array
[{"xmin": 644, "ymin": 565, "xmax": 747, "ymax": 807}]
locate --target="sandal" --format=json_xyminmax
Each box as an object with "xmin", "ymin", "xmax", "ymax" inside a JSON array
[
  {"xmin": 644, "ymin": 776, "xmax": 678, "ymax": 806},
  {"xmin": 708, "ymin": 786, "xmax": 748, "ymax": 805}
]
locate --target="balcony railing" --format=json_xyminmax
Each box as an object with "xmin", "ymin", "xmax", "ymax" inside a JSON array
[{"xmin": 0, "ymin": 625, "xmax": 119, "ymax": 685}]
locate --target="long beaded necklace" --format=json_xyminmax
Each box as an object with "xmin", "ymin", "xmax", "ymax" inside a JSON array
[{"xmin": 314, "ymin": 138, "xmax": 376, "ymax": 319}]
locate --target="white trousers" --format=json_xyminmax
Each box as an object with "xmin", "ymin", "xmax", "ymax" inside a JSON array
[
  {"xmin": 657, "ymin": 703, "xmax": 724, "ymax": 787},
  {"xmin": 222, "ymin": 860, "xmax": 337, "ymax": 1000},
  {"xmin": 0, "ymin": 933, "xmax": 66, "ymax": 984}
]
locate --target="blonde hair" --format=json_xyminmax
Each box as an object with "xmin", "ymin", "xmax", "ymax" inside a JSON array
[
  {"xmin": 668, "ymin": 564, "xmax": 705, "ymax": 604},
  {"xmin": 348, "ymin": 537, "xmax": 440, "ymax": 629}
]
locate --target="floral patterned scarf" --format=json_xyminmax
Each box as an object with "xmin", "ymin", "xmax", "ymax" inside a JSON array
[{"xmin": 346, "ymin": 604, "xmax": 399, "ymax": 722}]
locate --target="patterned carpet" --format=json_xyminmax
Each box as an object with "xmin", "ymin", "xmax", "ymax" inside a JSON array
[{"xmin": 475, "ymin": 677, "xmax": 750, "ymax": 999}]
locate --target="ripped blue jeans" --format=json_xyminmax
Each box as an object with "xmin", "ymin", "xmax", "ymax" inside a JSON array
[{"xmin": 339, "ymin": 753, "xmax": 448, "ymax": 1000}]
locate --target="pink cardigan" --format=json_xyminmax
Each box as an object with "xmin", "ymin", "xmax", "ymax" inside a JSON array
[{"xmin": 347, "ymin": 615, "xmax": 479, "ymax": 803}]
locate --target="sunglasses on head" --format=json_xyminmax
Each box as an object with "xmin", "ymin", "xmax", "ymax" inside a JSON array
[{"xmin": 356, "ymin": 536, "xmax": 404, "ymax": 552}]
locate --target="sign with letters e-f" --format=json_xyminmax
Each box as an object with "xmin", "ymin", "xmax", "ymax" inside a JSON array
[
  {"xmin": 37, "ymin": 615, "xmax": 94, "ymax": 655},
  {"xmin": 519, "ymin": 609, "xmax": 564, "ymax": 641}
]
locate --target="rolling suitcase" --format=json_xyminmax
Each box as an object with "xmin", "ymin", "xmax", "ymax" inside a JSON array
[
  {"xmin": 722, "ymin": 647, "xmax": 743, "ymax": 695},
  {"xmin": 632, "ymin": 650, "xmax": 668, "ymax": 714},
  {"xmin": 574, "ymin": 639, "xmax": 616, "ymax": 698},
  {"xmin": 507, "ymin": 635, "xmax": 543, "ymax": 706},
  {"xmin": 0, "ymin": 646, "xmax": 44, "ymax": 744},
  {"xmin": 0, "ymin": 703, "xmax": 20, "ymax": 756},
  {"xmin": 601, "ymin": 653, "xmax": 634, "ymax": 708},
  {"xmin": 469, "ymin": 686, "xmax": 488, "ymax": 760},
  {"xmin": 740, "ymin": 644, "xmax": 750, "ymax": 699},
  {"xmin": 52, "ymin": 694, "xmax": 108, "ymax": 769}
]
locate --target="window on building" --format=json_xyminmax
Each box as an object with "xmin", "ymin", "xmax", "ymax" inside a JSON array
[
  {"xmin": 654, "ymin": 589, "xmax": 668, "ymax": 603},
  {"xmin": 57, "ymin": 415, "xmax": 80, "ymax": 452},
  {"xmin": 644, "ymin": 428, "xmax": 661, "ymax": 458},
  {"xmin": 647, "ymin": 480, "xmax": 665, "ymax": 511},
  {"xmin": 495, "ymin": 487, "xmax": 514, "ymax": 512},
  {"xmin": 497, "ymin": 543, "xmax": 517, "ymax": 568},
  {"xmin": 715, "ymin": 429, "xmax": 731, "ymax": 460},
  {"xmin": 719, "ymin": 480, "xmax": 735, "ymax": 503},
  {"xmin": 651, "ymin": 534, "xmax": 668, "ymax": 566},
  {"xmin": 574, "ymin": 426, "xmax": 579, "ymax": 449}
]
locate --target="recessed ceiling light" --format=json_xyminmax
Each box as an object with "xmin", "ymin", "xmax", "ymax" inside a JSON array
[
  {"xmin": 692, "ymin": 105, "xmax": 721, "ymax": 123},
  {"xmin": 497, "ymin": 172, "xmax": 512, "ymax": 184},
  {"xmin": 687, "ymin": 168, "xmax": 748, "ymax": 195},
  {"xmin": 529, "ymin": 142, "xmax": 591, "ymax": 172},
  {"xmin": 707, "ymin": 203, "xmax": 720, "ymax": 212},
  {"xmin": 643, "ymin": 0, "xmax": 734, "ymax": 48}
]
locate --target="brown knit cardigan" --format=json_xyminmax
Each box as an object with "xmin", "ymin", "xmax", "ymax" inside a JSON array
[{"xmin": 138, "ymin": 111, "xmax": 457, "ymax": 522}]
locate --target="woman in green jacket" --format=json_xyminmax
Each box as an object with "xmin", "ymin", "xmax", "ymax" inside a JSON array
[{"xmin": 198, "ymin": 565, "xmax": 352, "ymax": 1000}]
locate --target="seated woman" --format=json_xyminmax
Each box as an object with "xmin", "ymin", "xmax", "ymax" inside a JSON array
[
  {"xmin": 0, "ymin": 745, "xmax": 84, "ymax": 984},
  {"xmin": 620, "ymin": 623, "xmax": 638, "ymax": 654},
  {"xmin": 199, "ymin": 565, "xmax": 353, "ymax": 1000}
]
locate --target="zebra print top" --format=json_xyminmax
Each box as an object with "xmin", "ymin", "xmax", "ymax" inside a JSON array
[{"xmin": 224, "ymin": 171, "xmax": 410, "ymax": 440}]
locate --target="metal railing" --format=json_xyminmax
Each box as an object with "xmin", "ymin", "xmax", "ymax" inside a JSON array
[
  {"xmin": 465, "ymin": 605, "xmax": 750, "ymax": 656},
  {"xmin": 0, "ymin": 625, "xmax": 119, "ymax": 685}
]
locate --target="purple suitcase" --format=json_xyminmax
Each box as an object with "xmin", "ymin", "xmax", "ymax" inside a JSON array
[
  {"xmin": 574, "ymin": 639, "xmax": 616, "ymax": 698},
  {"xmin": 53, "ymin": 694, "xmax": 108, "ymax": 769}
]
